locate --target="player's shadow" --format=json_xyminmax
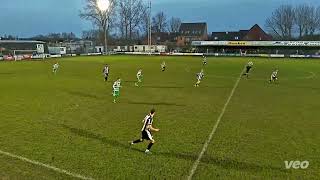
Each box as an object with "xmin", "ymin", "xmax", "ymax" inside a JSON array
[
  {"xmin": 127, "ymin": 101, "xmax": 186, "ymax": 107},
  {"xmin": 60, "ymin": 124, "xmax": 286, "ymax": 174},
  {"xmin": 122, "ymin": 80, "xmax": 137, "ymax": 83},
  {"xmin": 142, "ymin": 85, "xmax": 184, "ymax": 89},
  {"xmin": 0, "ymin": 72, "xmax": 15, "ymax": 75},
  {"xmin": 287, "ymin": 85, "xmax": 320, "ymax": 90},
  {"xmin": 61, "ymin": 124, "xmax": 143, "ymax": 153},
  {"xmin": 155, "ymin": 151, "xmax": 287, "ymax": 174},
  {"xmin": 64, "ymin": 90, "xmax": 100, "ymax": 100},
  {"xmin": 202, "ymin": 85, "xmax": 233, "ymax": 89}
]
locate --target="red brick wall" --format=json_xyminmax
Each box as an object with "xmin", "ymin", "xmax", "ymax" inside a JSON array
[{"xmin": 243, "ymin": 26, "xmax": 272, "ymax": 41}]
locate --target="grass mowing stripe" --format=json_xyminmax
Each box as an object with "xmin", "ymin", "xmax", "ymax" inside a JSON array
[
  {"xmin": 0, "ymin": 149, "xmax": 94, "ymax": 180},
  {"xmin": 187, "ymin": 67, "xmax": 244, "ymax": 180}
]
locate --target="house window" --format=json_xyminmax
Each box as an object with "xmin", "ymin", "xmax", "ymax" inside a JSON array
[
  {"xmin": 214, "ymin": 37, "xmax": 218, "ymax": 40},
  {"xmin": 235, "ymin": 36, "xmax": 239, "ymax": 40}
]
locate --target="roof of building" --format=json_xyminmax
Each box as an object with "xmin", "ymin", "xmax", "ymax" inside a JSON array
[
  {"xmin": 0, "ymin": 40, "xmax": 46, "ymax": 44},
  {"xmin": 242, "ymin": 24, "xmax": 272, "ymax": 41},
  {"xmin": 211, "ymin": 24, "xmax": 271, "ymax": 41},
  {"xmin": 152, "ymin": 32, "xmax": 179, "ymax": 42},
  {"xmin": 211, "ymin": 30, "xmax": 249, "ymax": 41},
  {"xmin": 179, "ymin": 22, "xmax": 207, "ymax": 36}
]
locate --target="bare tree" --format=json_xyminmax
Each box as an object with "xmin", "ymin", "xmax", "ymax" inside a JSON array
[
  {"xmin": 117, "ymin": 0, "xmax": 147, "ymax": 42},
  {"xmin": 61, "ymin": 32, "xmax": 77, "ymax": 40},
  {"xmin": 294, "ymin": 4, "xmax": 320, "ymax": 38},
  {"xmin": 140, "ymin": 7, "xmax": 150, "ymax": 36},
  {"xmin": 80, "ymin": 0, "xmax": 116, "ymax": 52},
  {"xmin": 304, "ymin": 5, "xmax": 320, "ymax": 36},
  {"xmin": 265, "ymin": 5, "xmax": 295, "ymax": 39},
  {"xmin": 152, "ymin": 12, "xmax": 168, "ymax": 33},
  {"xmin": 294, "ymin": 4, "xmax": 309, "ymax": 38},
  {"xmin": 82, "ymin": 30, "xmax": 100, "ymax": 41},
  {"xmin": 317, "ymin": 6, "xmax": 320, "ymax": 32},
  {"xmin": 168, "ymin": 17, "xmax": 181, "ymax": 33}
]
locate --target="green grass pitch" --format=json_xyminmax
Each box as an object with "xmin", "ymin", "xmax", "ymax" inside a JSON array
[{"xmin": 0, "ymin": 56, "xmax": 319, "ymax": 179}]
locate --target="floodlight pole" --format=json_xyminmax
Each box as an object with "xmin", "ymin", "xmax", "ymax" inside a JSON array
[
  {"xmin": 105, "ymin": 21, "xmax": 108, "ymax": 55},
  {"xmin": 148, "ymin": 0, "xmax": 152, "ymax": 54},
  {"xmin": 98, "ymin": 0, "xmax": 110, "ymax": 55}
]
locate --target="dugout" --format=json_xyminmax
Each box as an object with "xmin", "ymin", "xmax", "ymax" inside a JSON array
[{"xmin": 0, "ymin": 40, "xmax": 48, "ymax": 56}]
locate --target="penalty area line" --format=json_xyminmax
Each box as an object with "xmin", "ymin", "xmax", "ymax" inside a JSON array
[
  {"xmin": 0, "ymin": 149, "xmax": 94, "ymax": 180},
  {"xmin": 187, "ymin": 68, "xmax": 244, "ymax": 180}
]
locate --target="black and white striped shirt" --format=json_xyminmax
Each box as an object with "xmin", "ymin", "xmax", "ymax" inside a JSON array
[
  {"xmin": 141, "ymin": 114, "xmax": 153, "ymax": 131},
  {"xmin": 103, "ymin": 66, "xmax": 109, "ymax": 74}
]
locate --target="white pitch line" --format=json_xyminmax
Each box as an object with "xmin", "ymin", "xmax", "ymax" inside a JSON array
[
  {"xmin": 0, "ymin": 149, "xmax": 94, "ymax": 180},
  {"xmin": 187, "ymin": 68, "xmax": 244, "ymax": 180}
]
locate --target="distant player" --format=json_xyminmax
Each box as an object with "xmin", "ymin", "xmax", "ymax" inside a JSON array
[
  {"xmin": 161, "ymin": 61, "xmax": 166, "ymax": 72},
  {"xmin": 103, "ymin": 64, "xmax": 109, "ymax": 82},
  {"xmin": 52, "ymin": 62, "xmax": 59, "ymax": 74},
  {"xmin": 194, "ymin": 69, "xmax": 205, "ymax": 87},
  {"xmin": 130, "ymin": 109, "xmax": 159, "ymax": 154},
  {"xmin": 242, "ymin": 61, "xmax": 254, "ymax": 78},
  {"xmin": 112, "ymin": 78, "xmax": 121, "ymax": 103},
  {"xmin": 202, "ymin": 55, "xmax": 207, "ymax": 66},
  {"xmin": 135, "ymin": 69, "xmax": 143, "ymax": 86},
  {"xmin": 269, "ymin": 69, "xmax": 279, "ymax": 83}
]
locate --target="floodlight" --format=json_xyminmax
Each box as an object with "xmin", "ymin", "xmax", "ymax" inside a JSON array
[{"xmin": 97, "ymin": 0, "xmax": 109, "ymax": 12}]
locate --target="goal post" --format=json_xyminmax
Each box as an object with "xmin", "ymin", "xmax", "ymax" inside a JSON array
[{"xmin": 13, "ymin": 49, "xmax": 38, "ymax": 61}]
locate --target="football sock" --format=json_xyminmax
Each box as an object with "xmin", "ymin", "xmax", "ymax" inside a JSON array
[
  {"xmin": 133, "ymin": 139, "xmax": 143, "ymax": 144},
  {"xmin": 147, "ymin": 142, "xmax": 154, "ymax": 150}
]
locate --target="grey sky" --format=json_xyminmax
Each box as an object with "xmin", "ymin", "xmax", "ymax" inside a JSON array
[{"xmin": 0, "ymin": 0, "xmax": 319, "ymax": 37}]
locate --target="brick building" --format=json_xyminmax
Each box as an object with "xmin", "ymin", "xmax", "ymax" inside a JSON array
[
  {"xmin": 211, "ymin": 24, "xmax": 272, "ymax": 41},
  {"xmin": 177, "ymin": 23, "xmax": 208, "ymax": 47}
]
